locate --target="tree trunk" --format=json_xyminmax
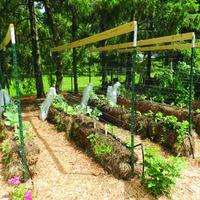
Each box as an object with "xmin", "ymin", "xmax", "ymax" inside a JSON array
[
  {"xmin": 28, "ymin": 0, "xmax": 44, "ymax": 98},
  {"xmin": 99, "ymin": 15, "xmax": 107, "ymax": 90},
  {"xmin": 43, "ymin": 0, "xmax": 63, "ymax": 93},
  {"xmin": 72, "ymin": 6, "xmax": 78, "ymax": 94},
  {"xmin": 100, "ymin": 49, "xmax": 107, "ymax": 90},
  {"xmin": 147, "ymin": 51, "xmax": 152, "ymax": 80}
]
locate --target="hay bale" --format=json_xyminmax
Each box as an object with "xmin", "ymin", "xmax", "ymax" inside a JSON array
[
  {"xmin": 2, "ymin": 136, "xmax": 40, "ymax": 181},
  {"xmin": 70, "ymin": 116, "xmax": 138, "ymax": 179}
]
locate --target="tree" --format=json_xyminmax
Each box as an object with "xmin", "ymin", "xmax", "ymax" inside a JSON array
[
  {"xmin": 43, "ymin": 0, "xmax": 63, "ymax": 93},
  {"xmin": 28, "ymin": 0, "xmax": 44, "ymax": 97}
]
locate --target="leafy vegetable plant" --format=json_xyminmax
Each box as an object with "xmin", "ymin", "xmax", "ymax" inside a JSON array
[
  {"xmin": 142, "ymin": 147, "xmax": 185, "ymax": 197},
  {"xmin": 87, "ymin": 133, "xmax": 112, "ymax": 160}
]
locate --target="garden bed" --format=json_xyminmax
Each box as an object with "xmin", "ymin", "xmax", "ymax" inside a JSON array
[
  {"xmin": 47, "ymin": 107, "xmax": 139, "ymax": 179},
  {"xmin": 117, "ymin": 97, "xmax": 200, "ymax": 137},
  {"xmin": 0, "ymin": 114, "xmax": 40, "ymax": 182},
  {"xmin": 88, "ymin": 98, "xmax": 196, "ymax": 156}
]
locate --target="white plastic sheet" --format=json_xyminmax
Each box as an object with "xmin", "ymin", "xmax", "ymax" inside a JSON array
[
  {"xmin": 0, "ymin": 89, "xmax": 11, "ymax": 113},
  {"xmin": 81, "ymin": 83, "xmax": 93, "ymax": 107},
  {"xmin": 106, "ymin": 82, "xmax": 121, "ymax": 106},
  {"xmin": 40, "ymin": 87, "xmax": 57, "ymax": 121}
]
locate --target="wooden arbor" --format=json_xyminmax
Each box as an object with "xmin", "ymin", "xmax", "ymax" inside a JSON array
[
  {"xmin": 50, "ymin": 20, "xmax": 138, "ymax": 176},
  {"xmin": 92, "ymin": 31, "xmax": 197, "ymax": 160},
  {"xmin": 51, "ymin": 20, "xmax": 197, "ymax": 176}
]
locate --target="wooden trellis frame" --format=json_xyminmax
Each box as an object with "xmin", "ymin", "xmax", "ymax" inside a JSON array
[
  {"xmin": 90, "ymin": 32, "xmax": 195, "ymax": 52},
  {"xmin": 0, "ymin": 24, "xmax": 15, "ymax": 50},
  {"xmin": 50, "ymin": 21, "xmax": 137, "ymax": 52},
  {"xmin": 119, "ymin": 42, "xmax": 200, "ymax": 53},
  {"xmin": 50, "ymin": 20, "xmax": 138, "ymax": 178}
]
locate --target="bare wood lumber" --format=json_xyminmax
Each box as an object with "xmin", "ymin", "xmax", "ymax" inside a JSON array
[
  {"xmin": 50, "ymin": 21, "xmax": 136, "ymax": 52},
  {"xmin": 0, "ymin": 24, "xmax": 13, "ymax": 50},
  {"xmin": 90, "ymin": 32, "xmax": 194, "ymax": 52}
]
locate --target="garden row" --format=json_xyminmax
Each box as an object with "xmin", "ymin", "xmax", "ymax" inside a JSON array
[
  {"xmin": 88, "ymin": 97, "xmax": 196, "ymax": 156},
  {"xmin": 51, "ymin": 95, "xmax": 187, "ymax": 198},
  {"xmin": 47, "ymin": 96, "xmax": 139, "ymax": 179},
  {"xmin": 0, "ymin": 103, "xmax": 40, "ymax": 182}
]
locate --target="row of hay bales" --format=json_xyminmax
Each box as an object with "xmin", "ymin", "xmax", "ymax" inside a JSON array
[
  {"xmin": 0, "ymin": 116, "xmax": 40, "ymax": 181},
  {"xmin": 89, "ymin": 98, "xmax": 196, "ymax": 156},
  {"xmin": 47, "ymin": 108, "xmax": 139, "ymax": 179},
  {"xmin": 117, "ymin": 97, "xmax": 200, "ymax": 136}
]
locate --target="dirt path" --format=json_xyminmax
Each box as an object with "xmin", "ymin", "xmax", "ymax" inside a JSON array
[
  {"xmin": 21, "ymin": 110, "xmax": 200, "ymax": 200},
  {"xmin": 24, "ymin": 111, "xmax": 126, "ymax": 200}
]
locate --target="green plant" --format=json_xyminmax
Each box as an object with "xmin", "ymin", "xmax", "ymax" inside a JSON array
[
  {"xmin": 1, "ymin": 142, "xmax": 10, "ymax": 165},
  {"xmin": 10, "ymin": 185, "xmax": 26, "ymax": 200},
  {"xmin": 53, "ymin": 95, "xmax": 102, "ymax": 119},
  {"xmin": 3, "ymin": 103, "xmax": 18, "ymax": 127},
  {"xmin": 0, "ymin": 129, "xmax": 6, "ymax": 141},
  {"xmin": 152, "ymin": 112, "xmax": 188, "ymax": 149},
  {"xmin": 107, "ymin": 124, "xmax": 118, "ymax": 136},
  {"xmin": 14, "ymin": 123, "xmax": 31, "ymax": 141},
  {"xmin": 196, "ymin": 109, "xmax": 200, "ymax": 114},
  {"xmin": 87, "ymin": 133, "xmax": 112, "ymax": 160},
  {"xmin": 142, "ymin": 147, "xmax": 185, "ymax": 197},
  {"xmin": 144, "ymin": 110, "xmax": 154, "ymax": 118},
  {"xmin": 54, "ymin": 113, "xmax": 65, "ymax": 131}
]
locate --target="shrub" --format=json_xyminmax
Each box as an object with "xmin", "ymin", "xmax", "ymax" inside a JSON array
[{"xmin": 141, "ymin": 147, "xmax": 186, "ymax": 197}]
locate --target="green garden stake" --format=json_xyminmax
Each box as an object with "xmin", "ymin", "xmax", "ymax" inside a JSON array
[
  {"xmin": 50, "ymin": 51, "xmax": 53, "ymax": 87},
  {"xmin": 130, "ymin": 21, "xmax": 137, "ymax": 178},
  {"xmin": 10, "ymin": 25, "xmax": 29, "ymax": 180},
  {"xmin": 89, "ymin": 65, "xmax": 91, "ymax": 83},
  {"xmin": 188, "ymin": 34, "xmax": 195, "ymax": 158}
]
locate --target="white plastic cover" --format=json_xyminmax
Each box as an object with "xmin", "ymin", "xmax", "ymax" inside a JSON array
[
  {"xmin": 40, "ymin": 87, "xmax": 57, "ymax": 121},
  {"xmin": 81, "ymin": 83, "xmax": 93, "ymax": 107},
  {"xmin": 0, "ymin": 89, "xmax": 11, "ymax": 113},
  {"xmin": 106, "ymin": 82, "xmax": 121, "ymax": 106}
]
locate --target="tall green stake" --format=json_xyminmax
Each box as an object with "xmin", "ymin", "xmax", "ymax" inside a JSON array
[
  {"xmin": 188, "ymin": 34, "xmax": 195, "ymax": 158},
  {"xmin": 130, "ymin": 21, "xmax": 137, "ymax": 177},
  {"xmin": 11, "ymin": 26, "xmax": 29, "ymax": 180},
  {"xmin": 49, "ymin": 51, "xmax": 54, "ymax": 87}
]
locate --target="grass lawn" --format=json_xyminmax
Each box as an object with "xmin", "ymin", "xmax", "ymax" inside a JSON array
[
  {"xmin": 7, "ymin": 74, "xmax": 138, "ymax": 97},
  {"xmin": 8, "ymin": 75, "xmax": 102, "ymax": 97}
]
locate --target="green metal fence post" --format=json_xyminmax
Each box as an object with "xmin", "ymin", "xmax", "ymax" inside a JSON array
[
  {"xmin": 89, "ymin": 65, "xmax": 91, "ymax": 83},
  {"xmin": 50, "ymin": 51, "xmax": 53, "ymax": 87},
  {"xmin": 11, "ymin": 26, "xmax": 29, "ymax": 180},
  {"xmin": 130, "ymin": 21, "xmax": 137, "ymax": 178},
  {"xmin": 188, "ymin": 34, "xmax": 195, "ymax": 158}
]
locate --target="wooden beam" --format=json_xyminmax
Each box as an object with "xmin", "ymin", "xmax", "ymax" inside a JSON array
[
  {"xmin": 138, "ymin": 32, "xmax": 194, "ymax": 46},
  {"xmin": 118, "ymin": 43, "xmax": 195, "ymax": 53},
  {"xmin": 196, "ymin": 42, "xmax": 200, "ymax": 48},
  {"xmin": 50, "ymin": 21, "xmax": 136, "ymax": 52},
  {"xmin": 0, "ymin": 24, "xmax": 13, "ymax": 50},
  {"xmin": 91, "ymin": 32, "xmax": 194, "ymax": 52}
]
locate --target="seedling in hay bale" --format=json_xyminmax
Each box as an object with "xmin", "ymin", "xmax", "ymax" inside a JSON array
[
  {"xmin": 87, "ymin": 133, "xmax": 112, "ymax": 160},
  {"xmin": 143, "ymin": 111, "xmax": 189, "ymax": 151},
  {"xmin": 107, "ymin": 124, "xmax": 118, "ymax": 136},
  {"xmin": 196, "ymin": 109, "xmax": 200, "ymax": 114},
  {"xmin": 141, "ymin": 147, "xmax": 186, "ymax": 198},
  {"xmin": 54, "ymin": 113, "xmax": 65, "ymax": 131},
  {"xmin": 1, "ymin": 141, "xmax": 11, "ymax": 165},
  {"xmin": 0, "ymin": 129, "xmax": 6, "ymax": 141}
]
